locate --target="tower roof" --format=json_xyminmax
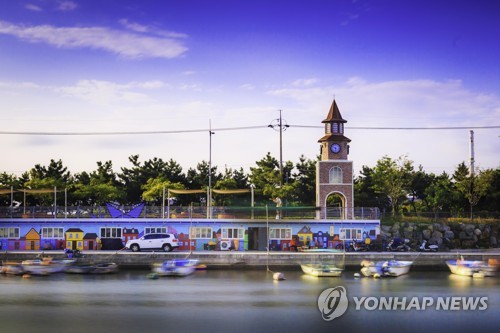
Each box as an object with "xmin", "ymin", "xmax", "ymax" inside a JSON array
[{"xmin": 322, "ymin": 100, "xmax": 347, "ymax": 124}]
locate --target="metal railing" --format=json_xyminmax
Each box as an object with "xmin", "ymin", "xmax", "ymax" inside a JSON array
[{"xmin": 0, "ymin": 205, "xmax": 380, "ymax": 220}]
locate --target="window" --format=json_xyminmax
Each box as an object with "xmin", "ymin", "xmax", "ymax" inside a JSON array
[
  {"xmin": 100, "ymin": 227, "xmax": 122, "ymax": 238},
  {"xmin": 42, "ymin": 227, "xmax": 64, "ymax": 238},
  {"xmin": 325, "ymin": 123, "xmax": 331, "ymax": 134},
  {"xmin": 190, "ymin": 227, "xmax": 213, "ymax": 239},
  {"xmin": 339, "ymin": 228, "xmax": 362, "ymax": 240},
  {"xmin": 329, "ymin": 166, "xmax": 342, "ymax": 184},
  {"xmin": 332, "ymin": 123, "xmax": 339, "ymax": 133},
  {"xmin": 145, "ymin": 227, "xmax": 168, "ymax": 234},
  {"xmin": 221, "ymin": 228, "xmax": 244, "ymax": 239},
  {"xmin": 0, "ymin": 227, "xmax": 20, "ymax": 239},
  {"xmin": 269, "ymin": 228, "xmax": 292, "ymax": 240}
]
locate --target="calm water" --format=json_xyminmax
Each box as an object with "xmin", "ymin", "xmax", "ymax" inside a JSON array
[{"xmin": 0, "ymin": 269, "xmax": 498, "ymax": 333}]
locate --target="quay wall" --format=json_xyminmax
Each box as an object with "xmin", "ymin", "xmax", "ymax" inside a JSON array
[{"xmin": 2, "ymin": 250, "xmax": 499, "ymax": 271}]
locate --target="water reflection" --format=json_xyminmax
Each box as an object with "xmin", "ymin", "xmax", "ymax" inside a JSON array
[{"xmin": 0, "ymin": 270, "xmax": 498, "ymax": 333}]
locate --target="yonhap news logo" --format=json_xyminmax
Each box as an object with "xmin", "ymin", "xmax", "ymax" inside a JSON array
[
  {"xmin": 317, "ymin": 286, "xmax": 488, "ymax": 321},
  {"xmin": 317, "ymin": 286, "xmax": 349, "ymax": 321}
]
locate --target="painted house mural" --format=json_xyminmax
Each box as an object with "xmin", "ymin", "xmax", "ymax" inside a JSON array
[
  {"xmin": 65, "ymin": 228, "xmax": 84, "ymax": 251},
  {"xmin": 24, "ymin": 227, "xmax": 40, "ymax": 251},
  {"xmin": 0, "ymin": 220, "xmax": 380, "ymax": 252},
  {"xmin": 83, "ymin": 233, "xmax": 100, "ymax": 250}
]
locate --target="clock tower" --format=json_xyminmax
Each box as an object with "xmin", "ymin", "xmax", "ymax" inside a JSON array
[{"xmin": 316, "ymin": 100, "xmax": 354, "ymax": 219}]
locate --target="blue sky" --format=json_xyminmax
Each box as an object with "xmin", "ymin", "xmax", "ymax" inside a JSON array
[{"xmin": 0, "ymin": 0, "xmax": 499, "ymax": 178}]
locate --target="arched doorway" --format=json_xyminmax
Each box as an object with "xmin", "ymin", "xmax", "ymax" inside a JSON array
[{"xmin": 325, "ymin": 192, "xmax": 346, "ymax": 219}]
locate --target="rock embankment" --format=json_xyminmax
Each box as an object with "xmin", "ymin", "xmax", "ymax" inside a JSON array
[{"xmin": 380, "ymin": 222, "xmax": 499, "ymax": 250}]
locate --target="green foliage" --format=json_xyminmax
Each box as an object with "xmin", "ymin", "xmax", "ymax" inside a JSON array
[
  {"xmin": 0, "ymin": 153, "xmax": 498, "ymax": 218},
  {"xmin": 371, "ymin": 155, "xmax": 414, "ymax": 216},
  {"xmin": 141, "ymin": 177, "xmax": 184, "ymax": 204}
]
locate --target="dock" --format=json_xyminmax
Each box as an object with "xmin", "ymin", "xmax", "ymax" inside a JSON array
[{"xmin": 2, "ymin": 250, "xmax": 500, "ymax": 271}]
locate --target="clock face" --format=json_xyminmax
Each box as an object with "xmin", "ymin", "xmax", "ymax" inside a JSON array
[{"xmin": 331, "ymin": 143, "xmax": 341, "ymax": 153}]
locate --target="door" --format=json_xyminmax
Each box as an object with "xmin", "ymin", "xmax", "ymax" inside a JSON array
[
  {"xmin": 88, "ymin": 241, "xmax": 94, "ymax": 250},
  {"xmin": 30, "ymin": 241, "xmax": 35, "ymax": 250},
  {"xmin": 72, "ymin": 241, "xmax": 77, "ymax": 250},
  {"xmin": 247, "ymin": 227, "xmax": 268, "ymax": 251}
]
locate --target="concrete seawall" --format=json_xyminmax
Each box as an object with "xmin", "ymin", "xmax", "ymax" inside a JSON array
[{"xmin": 2, "ymin": 250, "xmax": 500, "ymax": 271}]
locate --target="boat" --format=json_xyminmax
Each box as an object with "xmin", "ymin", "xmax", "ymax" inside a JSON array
[
  {"xmin": 151, "ymin": 259, "xmax": 199, "ymax": 277},
  {"xmin": 300, "ymin": 264, "xmax": 343, "ymax": 277},
  {"xmin": 66, "ymin": 262, "xmax": 118, "ymax": 274},
  {"xmin": 1, "ymin": 261, "xmax": 24, "ymax": 275},
  {"xmin": 21, "ymin": 258, "xmax": 75, "ymax": 275},
  {"xmin": 360, "ymin": 260, "xmax": 413, "ymax": 277},
  {"xmin": 446, "ymin": 259, "xmax": 497, "ymax": 277},
  {"xmin": 92, "ymin": 262, "xmax": 119, "ymax": 274}
]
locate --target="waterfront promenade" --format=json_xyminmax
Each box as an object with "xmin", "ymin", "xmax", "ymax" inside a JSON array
[{"xmin": 2, "ymin": 249, "xmax": 499, "ymax": 270}]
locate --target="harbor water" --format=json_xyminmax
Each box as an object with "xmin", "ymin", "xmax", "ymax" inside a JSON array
[{"xmin": 0, "ymin": 269, "xmax": 498, "ymax": 333}]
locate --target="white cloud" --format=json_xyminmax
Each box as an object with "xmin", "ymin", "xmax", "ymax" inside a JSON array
[
  {"xmin": 240, "ymin": 83, "xmax": 255, "ymax": 90},
  {"xmin": 119, "ymin": 18, "xmax": 188, "ymax": 38},
  {"xmin": 265, "ymin": 77, "xmax": 499, "ymax": 174},
  {"xmin": 55, "ymin": 80, "xmax": 164, "ymax": 105},
  {"xmin": 25, "ymin": 4, "xmax": 43, "ymax": 12},
  {"xmin": 0, "ymin": 20, "xmax": 188, "ymax": 59},
  {"xmin": 292, "ymin": 78, "xmax": 319, "ymax": 87},
  {"xmin": 0, "ymin": 77, "xmax": 498, "ymax": 176},
  {"xmin": 57, "ymin": 1, "xmax": 78, "ymax": 12}
]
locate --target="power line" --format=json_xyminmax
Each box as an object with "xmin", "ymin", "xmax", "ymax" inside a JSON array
[
  {"xmin": 0, "ymin": 125, "xmax": 268, "ymax": 136},
  {"xmin": 0, "ymin": 124, "xmax": 498, "ymax": 136},
  {"xmin": 291, "ymin": 125, "xmax": 500, "ymax": 130}
]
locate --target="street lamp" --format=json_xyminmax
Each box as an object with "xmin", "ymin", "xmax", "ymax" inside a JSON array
[{"xmin": 268, "ymin": 109, "xmax": 289, "ymax": 187}]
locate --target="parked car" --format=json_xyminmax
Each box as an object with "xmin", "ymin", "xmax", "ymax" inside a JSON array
[{"xmin": 125, "ymin": 233, "xmax": 179, "ymax": 252}]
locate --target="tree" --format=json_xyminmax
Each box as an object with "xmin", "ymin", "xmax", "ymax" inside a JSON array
[
  {"xmin": 141, "ymin": 177, "xmax": 185, "ymax": 204},
  {"xmin": 292, "ymin": 155, "xmax": 317, "ymax": 206},
  {"xmin": 371, "ymin": 155, "xmax": 414, "ymax": 216},
  {"xmin": 23, "ymin": 159, "xmax": 73, "ymax": 206},
  {"xmin": 424, "ymin": 172, "xmax": 453, "ymax": 217},
  {"xmin": 184, "ymin": 161, "xmax": 221, "ymax": 206},
  {"xmin": 354, "ymin": 165, "xmax": 390, "ymax": 210},
  {"xmin": 476, "ymin": 168, "xmax": 500, "ymax": 212},
  {"xmin": 407, "ymin": 165, "xmax": 434, "ymax": 212},
  {"xmin": 453, "ymin": 162, "xmax": 495, "ymax": 220},
  {"xmin": 249, "ymin": 153, "xmax": 282, "ymax": 205},
  {"xmin": 0, "ymin": 172, "xmax": 21, "ymax": 206},
  {"xmin": 120, "ymin": 155, "xmax": 184, "ymax": 204},
  {"xmin": 72, "ymin": 161, "xmax": 125, "ymax": 205}
]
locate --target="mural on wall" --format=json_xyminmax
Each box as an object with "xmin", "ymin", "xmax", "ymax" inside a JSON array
[{"xmin": 0, "ymin": 221, "xmax": 379, "ymax": 251}]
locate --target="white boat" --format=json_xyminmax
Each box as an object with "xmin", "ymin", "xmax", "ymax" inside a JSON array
[
  {"xmin": 446, "ymin": 259, "xmax": 497, "ymax": 277},
  {"xmin": 300, "ymin": 264, "xmax": 343, "ymax": 277},
  {"xmin": 360, "ymin": 260, "xmax": 413, "ymax": 277},
  {"xmin": 151, "ymin": 259, "xmax": 199, "ymax": 277},
  {"xmin": 21, "ymin": 258, "xmax": 75, "ymax": 275},
  {"xmin": 1, "ymin": 262, "xmax": 24, "ymax": 275}
]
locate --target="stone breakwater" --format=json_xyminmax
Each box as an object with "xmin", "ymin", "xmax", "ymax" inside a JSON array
[{"xmin": 380, "ymin": 222, "xmax": 500, "ymax": 250}]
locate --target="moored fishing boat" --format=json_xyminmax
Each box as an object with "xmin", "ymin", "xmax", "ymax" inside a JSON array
[
  {"xmin": 300, "ymin": 264, "xmax": 343, "ymax": 277},
  {"xmin": 21, "ymin": 258, "xmax": 75, "ymax": 275},
  {"xmin": 446, "ymin": 259, "xmax": 497, "ymax": 277},
  {"xmin": 92, "ymin": 262, "xmax": 119, "ymax": 274},
  {"xmin": 1, "ymin": 261, "xmax": 24, "ymax": 275},
  {"xmin": 360, "ymin": 260, "xmax": 413, "ymax": 277},
  {"xmin": 151, "ymin": 259, "xmax": 199, "ymax": 277}
]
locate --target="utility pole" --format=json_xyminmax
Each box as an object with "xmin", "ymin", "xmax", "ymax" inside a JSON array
[
  {"xmin": 469, "ymin": 130, "xmax": 475, "ymax": 222},
  {"xmin": 268, "ymin": 110, "xmax": 289, "ymax": 187},
  {"xmin": 208, "ymin": 120, "xmax": 214, "ymax": 219}
]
